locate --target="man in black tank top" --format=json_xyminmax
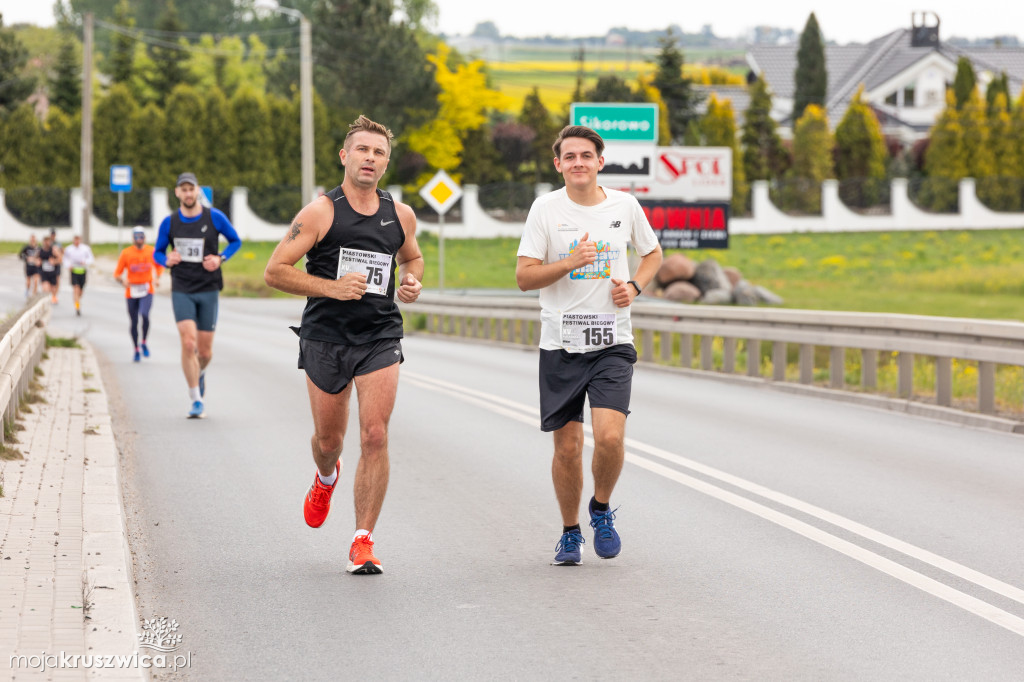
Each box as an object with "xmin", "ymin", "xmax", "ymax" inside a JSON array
[{"xmin": 265, "ymin": 115, "xmax": 424, "ymax": 575}]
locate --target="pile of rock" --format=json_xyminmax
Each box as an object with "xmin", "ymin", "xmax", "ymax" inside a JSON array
[{"xmin": 649, "ymin": 254, "xmax": 784, "ymax": 306}]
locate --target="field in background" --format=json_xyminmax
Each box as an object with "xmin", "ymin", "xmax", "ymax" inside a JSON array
[{"xmin": 477, "ymin": 44, "xmax": 747, "ymax": 113}]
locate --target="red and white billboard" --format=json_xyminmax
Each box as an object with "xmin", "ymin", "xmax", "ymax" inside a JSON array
[{"xmin": 606, "ymin": 146, "xmax": 732, "ymax": 201}]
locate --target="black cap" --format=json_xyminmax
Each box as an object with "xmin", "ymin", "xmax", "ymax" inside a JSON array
[{"xmin": 176, "ymin": 172, "xmax": 198, "ymax": 187}]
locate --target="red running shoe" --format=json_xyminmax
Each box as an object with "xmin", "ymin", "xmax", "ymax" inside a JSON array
[
  {"xmin": 303, "ymin": 461, "xmax": 341, "ymax": 528},
  {"xmin": 347, "ymin": 534, "xmax": 383, "ymax": 574}
]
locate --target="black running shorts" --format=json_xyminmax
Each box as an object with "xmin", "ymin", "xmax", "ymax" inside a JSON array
[
  {"xmin": 538, "ymin": 343, "xmax": 637, "ymax": 432},
  {"xmin": 298, "ymin": 337, "xmax": 404, "ymax": 395}
]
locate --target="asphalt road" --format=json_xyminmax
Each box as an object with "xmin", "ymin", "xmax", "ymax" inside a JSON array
[{"xmin": 3, "ymin": 255, "xmax": 1024, "ymax": 680}]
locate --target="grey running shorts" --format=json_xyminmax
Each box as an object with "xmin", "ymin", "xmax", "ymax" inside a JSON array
[
  {"xmin": 538, "ymin": 343, "xmax": 637, "ymax": 432},
  {"xmin": 298, "ymin": 336, "xmax": 404, "ymax": 395},
  {"xmin": 171, "ymin": 290, "xmax": 219, "ymax": 331}
]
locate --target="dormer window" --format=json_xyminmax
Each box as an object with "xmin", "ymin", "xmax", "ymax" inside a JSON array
[{"xmin": 903, "ymin": 85, "xmax": 916, "ymax": 106}]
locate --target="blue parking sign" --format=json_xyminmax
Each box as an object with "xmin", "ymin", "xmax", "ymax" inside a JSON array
[{"xmin": 110, "ymin": 165, "xmax": 132, "ymax": 192}]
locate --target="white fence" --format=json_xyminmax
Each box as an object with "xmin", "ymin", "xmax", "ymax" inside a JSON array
[
  {"xmin": 1, "ymin": 177, "xmax": 1023, "ymax": 244},
  {"xmin": 402, "ymin": 293, "xmax": 1024, "ymax": 434}
]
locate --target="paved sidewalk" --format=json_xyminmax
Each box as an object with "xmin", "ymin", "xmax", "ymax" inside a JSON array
[{"xmin": 0, "ymin": 343, "xmax": 143, "ymax": 680}]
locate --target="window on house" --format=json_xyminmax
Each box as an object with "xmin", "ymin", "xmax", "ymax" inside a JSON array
[
  {"xmin": 903, "ymin": 85, "xmax": 916, "ymax": 107},
  {"xmin": 885, "ymin": 91, "xmax": 898, "ymax": 105}
]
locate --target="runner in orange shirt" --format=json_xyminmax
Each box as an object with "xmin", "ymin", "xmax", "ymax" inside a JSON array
[{"xmin": 114, "ymin": 227, "xmax": 164, "ymax": 362}]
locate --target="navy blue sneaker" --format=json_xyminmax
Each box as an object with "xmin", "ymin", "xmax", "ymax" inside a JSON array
[
  {"xmin": 187, "ymin": 400, "xmax": 205, "ymax": 419},
  {"xmin": 552, "ymin": 529, "xmax": 585, "ymax": 566},
  {"xmin": 133, "ymin": 350, "xmax": 140, "ymax": 363},
  {"xmin": 198, "ymin": 371, "xmax": 206, "ymax": 398},
  {"xmin": 589, "ymin": 506, "xmax": 621, "ymax": 559}
]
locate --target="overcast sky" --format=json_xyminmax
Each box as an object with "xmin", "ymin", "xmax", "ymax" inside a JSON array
[{"xmin": 2, "ymin": 0, "xmax": 1021, "ymax": 44}]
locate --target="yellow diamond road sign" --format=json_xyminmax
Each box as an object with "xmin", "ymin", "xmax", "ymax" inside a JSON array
[{"xmin": 419, "ymin": 170, "xmax": 462, "ymax": 215}]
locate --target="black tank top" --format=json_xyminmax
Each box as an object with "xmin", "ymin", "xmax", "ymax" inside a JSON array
[
  {"xmin": 297, "ymin": 187, "xmax": 406, "ymax": 345},
  {"xmin": 168, "ymin": 207, "xmax": 222, "ymax": 293}
]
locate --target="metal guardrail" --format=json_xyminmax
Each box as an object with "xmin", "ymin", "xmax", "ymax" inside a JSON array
[
  {"xmin": 1, "ymin": 296, "xmax": 50, "ymax": 445},
  {"xmin": 403, "ymin": 293, "xmax": 1024, "ymax": 431}
]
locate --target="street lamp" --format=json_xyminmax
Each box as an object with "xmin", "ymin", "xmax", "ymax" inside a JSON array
[{"xmin": 260, "ymin": 4, "xmax": 314, "ymax": 205}]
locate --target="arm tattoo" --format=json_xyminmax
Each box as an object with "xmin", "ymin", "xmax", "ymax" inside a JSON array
[{"xmin": 286, "ymin": 221, "xmax": 302, "ymax": 242}]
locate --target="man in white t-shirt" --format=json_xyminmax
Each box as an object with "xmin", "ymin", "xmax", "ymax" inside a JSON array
[
  {"xmin": 516, "ymin": 125, "xmax": 663, "ymax": 566},
  {"xmin": 62, "ymin": 234, "xmax": 95, "ymax": 316}
]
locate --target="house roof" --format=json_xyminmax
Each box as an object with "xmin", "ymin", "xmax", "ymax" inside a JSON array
[{"xmin": 747, "ymin": 28, "xmax": 1024, "ymax": 127}]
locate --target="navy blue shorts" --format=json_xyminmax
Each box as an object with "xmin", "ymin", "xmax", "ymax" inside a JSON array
[
  {"xmin": 171, "ymin": 290, "xmax": 219, "ymax": 332},
  {"xmin": 298, "ymin": 336, "xmax": 404, "ymax": 395},
  {"xmin": 538, "ymin": 344, "xmax": 636, "ymax": 432}
]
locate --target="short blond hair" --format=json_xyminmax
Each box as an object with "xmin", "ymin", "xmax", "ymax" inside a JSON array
[{"xmin": 344, "ymin": 115, "xmax": 394, "ymax": 155}]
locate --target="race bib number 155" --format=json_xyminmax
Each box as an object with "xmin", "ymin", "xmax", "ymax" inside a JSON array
[{"xmin": 560, "ymin": 313, "xmax": 617, "ymax": 352}]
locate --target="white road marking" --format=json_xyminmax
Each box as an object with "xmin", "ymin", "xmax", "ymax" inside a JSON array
[{"xmin": 404, "ymin": 370, "xmax": 1024, "ymax": 637}]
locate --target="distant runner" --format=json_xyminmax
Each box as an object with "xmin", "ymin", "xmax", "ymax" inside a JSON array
[
  {"xmin": 115, "ymin": 227, "xmax": 164, "ymax": 362},
  {"xmin": 18, "ymin": 234, "xmax": 41, "ymax": 299},
  {"xmin": 62, "ymin": 234, "xmax": 95, "ymax": 316},
  {"xmin": 154, "ymin": 172, "xmax": 242, "ymax": 419}
]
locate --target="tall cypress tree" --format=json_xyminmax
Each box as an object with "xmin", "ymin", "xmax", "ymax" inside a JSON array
[
  {"xmin": 922, "ymin": 91, "xmax": 968, "ymax": 212},
  {"xmin": 741, "ymin": 76, "xmax": 788, "ymax": 183},
  {"xmin": 835, "ymin": 86, "xmax": 887, "ymax": 205},
  {"xmin": 652, "ymin": 29, "xmax": 703, "ymax": 143},
  {"xmin": 979, "ymin": 92, "xmax": 1019, "ymax": 210},
  {"xmin": 147, "ymin": 0, "xmax": 189, "ymax": 107},
  {"xmin": 793, "ymin": 13, "xmax": 827, "ymax": 122},
  {"xmin": 984, "ymin": 71, "xmax": 1010, "ymax": 114},
  {"xmin": 701, "ymin": 94, "xmax": 748, "ymax": 213},
  {"xmin": 108, "ymin": 0, "xmax": 136, "ymax": 90},
  {"xmin": 952, "ymin": 57, "xmax": 976, "ymax": 110},
  {"xmin": 50, "ymin": 35, "xmax": 81, "ymax": 115},
  {"xmin": 0, "ymin": 13, "xmax": 34, "ymax": 111},
  {"xmin": 785, "ymin": 104, "xmax": 833, "ymax": 213}
]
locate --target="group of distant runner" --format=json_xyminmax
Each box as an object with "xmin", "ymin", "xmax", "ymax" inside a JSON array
[{"xmin": 15, "ymin": 115, "xmax": 661, "ymax": 575}]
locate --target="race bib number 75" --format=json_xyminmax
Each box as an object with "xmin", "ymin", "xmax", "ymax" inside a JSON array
[
  {"xmin": 337, "ymin": 248, "xmax": 393, "ymax": 296},
  {"xmin": 560, "ymin": 313, "xmax": 617, "ymax": 352}
]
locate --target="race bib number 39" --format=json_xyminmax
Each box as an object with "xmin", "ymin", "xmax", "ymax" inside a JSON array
[
  {"xmin": 337, "ymin": 248, "xmax": 393, "ymax": 296},
  {"xmin": 560, "ymin": 313, "xmax": 617, "ymax": 352},
  {"xmin": 174, "ymin": 238, "xmax": 205, "ymax": 263}
]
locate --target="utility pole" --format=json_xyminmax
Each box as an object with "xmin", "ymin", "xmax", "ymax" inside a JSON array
[
  {"xmin": 260, "ymin": 4, "xmax": 314, "ymax": 204},
  {"xmin": 80, "ymin": 13, "xmax": 93, "ymax": 241},
  {"xmin": 299, "ymin": 13, "xmax": 313, "ymax": 204}
]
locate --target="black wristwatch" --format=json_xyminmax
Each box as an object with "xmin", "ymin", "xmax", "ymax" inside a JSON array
[{"xmin": 628, "ymin": 280, "xmax": 642, "ymax": 296}]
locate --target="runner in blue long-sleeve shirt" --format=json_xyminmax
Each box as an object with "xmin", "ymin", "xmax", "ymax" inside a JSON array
[{"xmin": 154, "ymin": 172, "xmax": 242, "ymax": 419}]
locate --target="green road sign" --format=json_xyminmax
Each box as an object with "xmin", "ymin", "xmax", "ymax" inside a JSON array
[{"xmin": 570, "ymin": 103, "xmax": 658, "ymax": 143}]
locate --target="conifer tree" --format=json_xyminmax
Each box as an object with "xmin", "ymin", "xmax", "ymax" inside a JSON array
[
  {"xmin": 960, "ymin": 87, "xmax": 995, "ymax": 180},
  {"xmin": 0, "ymin": 103, "xmax": 43, "ymax": 186},
  {"xmin": 922, "ymin": 90, "xmax": 968, "ymax": 212},
  {"xmin": 978, "ymin": 92, "xmax": 1018, "ymax": 210},
  {"xmin": 784, "ymin": 104, "xmax": 833, "ymax": 213},
  {"xmin": 518, "ymin": 87, "xmax": 560, "ymax": 184},
  {"xmin": 793, "ymin": 13, "xmax": 827, "ymax": 122},
  {"xmin": 201, "ymin": 88, "xmax": 232, "ymax": 186},
  {"xmin": 108, "ymin": 0, "xmax": 136, "ymax": 89},
  {"xmin": 0, "ymin": 13, "xmax": 34, "ymax": 111},
  {"xmin": 700, "ymin": 94, "xmax": 748, "ymax": 212},
  {"xmin": 92, "ymin": 85, "xmax": 140, "ymax": 222},
  {"xmin": 148, "ymin": 0, "xmax": 190, "ymax": 106},
  {"xmin": 835, "ymin": 86, "xmax": 887, "ymax": 206},
  {"xmin": 164, "ymin": 84, "xmax": 205, "ymax": 182},
  {"xmin": 41, "ymin": 107, "xmax": 79, "ymax": 188},
  {"xmin": 652, "ymin": 29, "xmax": 703, "ymax": 143},
  {"xmin": 985, "ymin": 71, "xmax": 1010, "ymax": 114},
  {"xmin": 952, "ymin": 57, "xmax": 976, "ymax": 110},
  {"xmin": 133, "ymin": 103, "xmax": 167, "ymax": 195},
  {"xmin": 740, "ymin": 76, "xmax": 788, "ymax": 183},
  {"xmin": 50, "ymin": 35, "xmax": 81, "ymax": 115},
  {"xmin": 230, "ymin": 86, "xmax": 277, "ymax": 190}
]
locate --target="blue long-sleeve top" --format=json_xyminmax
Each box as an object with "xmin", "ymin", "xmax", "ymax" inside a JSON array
[{"xmin": 153, "ymin": 208, "xmax": 242, "ymax": 267}]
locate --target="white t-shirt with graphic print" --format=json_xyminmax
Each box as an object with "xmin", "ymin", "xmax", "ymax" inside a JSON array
[{"xmin": 517, "ymin": 186, "xmax": 660, "ymax": 352}]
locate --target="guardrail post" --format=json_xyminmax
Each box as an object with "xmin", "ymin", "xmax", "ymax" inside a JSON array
[
  {"xmin": 520, "ymin": 320, "xmax": 531, "ymax": 345},
  {"xmin": 723, "ymin": 337, "xmax": 736, "ymax": 374},
  {"xmin": 747, "ymin": 339, "xmax": 761, "ymax": 377},
  {"xmin": 680, "ymin": 334, "xmax": 693, "ymax": 369},
  {"xmin": 861, "ymin": 349, "xmax": 877, "ymax": 389},
  {"xmin": 530, "ymin": 321, "xmax": 540, "ymax": 346},
  {"xmin": 830, "ymin": 347, "xmax": 845, "ymax": 388},
  {"xmin": 641, "ymin": 329, "xmax": 654, "ymax": 362},
  {"xmin": 899, "ymin": 352, "xmax": 914, "ymax": 398},
  {"xmin": 700, "ymin": 336, "xmax": 713, "ymax": 371},
  {"xmin": 772, "ymin": 341, "xmax": 786, "ymax": 381},
  {"xmin": 799, "ymin": 344, "xmax": 813, "ymax": 384},
  {"xmin": 978, "ymin": 361, "xmax": 995, "ymax": 414},
  {"xmin": 457, "ymin": 316, "xmax": 465, "ymax": 337},
  {"xmin": 660, "ymin": 331, "xmax": 673, "ymax": 364},
  {"xmin": 936, "ymin": 356, "xmax": 952, "ymax": 406}
]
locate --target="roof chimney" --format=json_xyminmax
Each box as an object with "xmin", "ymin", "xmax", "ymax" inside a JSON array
[{"xmin": 911, "ymin": 11, "xmax": 940, "ymax": 47}]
